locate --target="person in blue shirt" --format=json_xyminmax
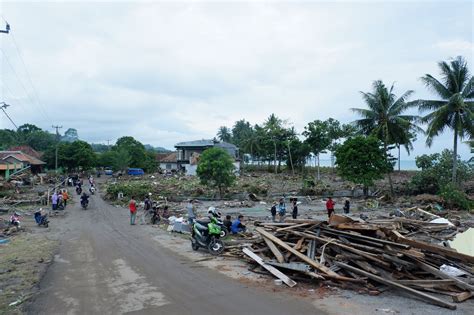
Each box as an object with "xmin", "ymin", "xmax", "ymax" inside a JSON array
[
  {"xmin": 231, "ymin": 215, "xmax": 246, "ymax": 234},
  {"xmin": 278, "ymin": 198, "xmax": 286, "ymax": 222}
]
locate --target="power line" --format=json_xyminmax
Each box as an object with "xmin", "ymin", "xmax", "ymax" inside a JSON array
[
  {"xmin": 9, "ymin": 32, "xmax": 51, "ymax": 121},
  {"xmin": 0, "ymin": 102, "xmax": 18, "ymax": 129},
  {"xmin": 0, "ymin": 47, "xmax": 50, "ymax": 122}
]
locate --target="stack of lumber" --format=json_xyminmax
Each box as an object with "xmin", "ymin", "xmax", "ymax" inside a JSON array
[{"xmin": 232, "ymin": 215, "xmax": 473, "ymax": 310}]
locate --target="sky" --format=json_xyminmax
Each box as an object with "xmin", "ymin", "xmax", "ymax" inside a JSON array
[{"xmin": 0, "ymin": 0, "xmax": 472, "ymax": 159}]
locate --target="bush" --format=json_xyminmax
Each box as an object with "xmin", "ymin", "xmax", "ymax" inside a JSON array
[
  {"xmin": 409, "ymin": 150, "xmax": 473, "ymax": 194},
  {"xmin": 439, "ymin": 184, "xmax": 474, "ymax": 210}
]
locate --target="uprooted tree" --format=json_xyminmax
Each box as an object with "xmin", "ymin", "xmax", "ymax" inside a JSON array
[
  {"xmin": 335, "ymin": 136, "xmax": 392, "ymax": 196},
  {"xmin": 196, "ymin": 147, "xmax": 236, "ymax": 197}
]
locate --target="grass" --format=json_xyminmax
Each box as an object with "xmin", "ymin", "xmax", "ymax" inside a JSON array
[{"xmin": 0, "ymin": 233, "xmax": 58, "ymax": 315}]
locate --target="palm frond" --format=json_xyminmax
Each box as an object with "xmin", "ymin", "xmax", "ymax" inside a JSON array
[
  {"xmin": 417, "ymin": 100, "xmax": 447, "ymax": 113},
  {"xmin": 420, "ymin": 75, "xmax": 452, "ymax": 99},
  {"xmin": 462, "ymin": 76, "xmax": 474, "ymax": 98}
]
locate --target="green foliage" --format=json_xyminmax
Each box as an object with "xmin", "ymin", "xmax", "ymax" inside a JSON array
[
  {"xmin": 410, "ymin": 149, "xmax": 473, "ymax": 194},
  {"xmin": 439, "ymin": 183, "xmax": 474, "ymax": 210},
  {"xmin": 96, "ymin": 149, "xmax": 131, "ymax": 171},
  {"xmin": 217, "ymin": 126, "xmax": 232, "ymax": 142},
  {"xmin": 44, "ymin": 140, "xmax": 96, "ymax": 171},
  {"xmin": 0, "ymin": 129, "xmax": 17, "ymax": 150},
  {"xmin": 106, "ymin": 182, "xmax": 153, "ymax": 200},
  {"xmin": 286, "ymin": 138, "xmax": 311, "ymax": 170},
  {"xmin": 303, "ymin": 120, "xmax": 331, "ymax": 156},
  {"xmin": 335, "ymin": 136, "xmax": 392, "ymax": 193},
  {"xmin": 196, "ymin": 147, "xmax": 236, "ymax": 196}
]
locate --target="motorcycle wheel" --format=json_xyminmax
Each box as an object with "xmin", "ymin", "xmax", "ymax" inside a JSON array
[
  {"xmin": 45, "ymin": 223, "xmax": 49, "ymax": 228},
  {"xmin": 208, "ymin": 238, "xmax": 224, "ymax": 255},
  {"xmin": 191, "ymin": 239, "xmax": 199, "ymax": 251},
  {"xmin": 220, "ymin": 228, "xmax": 228, "ymax": 238}
]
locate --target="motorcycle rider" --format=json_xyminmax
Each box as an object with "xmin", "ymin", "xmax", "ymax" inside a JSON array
[
  {"xmin": 10, "ymin": 212, "xmax": 21, "ymax": 227},
  {"xmin": 80, "ymin": 192, "xmax": 89, "ymax": 208}
]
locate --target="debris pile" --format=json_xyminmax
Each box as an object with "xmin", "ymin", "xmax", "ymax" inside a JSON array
[{"xmin": 227, "ymin": 213, "xmax": 474, "ymax": 310}]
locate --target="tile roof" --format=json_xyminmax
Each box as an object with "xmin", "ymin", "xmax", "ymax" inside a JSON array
[
  {"xmin": 8, "ymin": 145, "xmax": 43, "ymax": 159},
  {"xmin": 0, "ymin": 151, "xmax": 46, "ymax": 165}
]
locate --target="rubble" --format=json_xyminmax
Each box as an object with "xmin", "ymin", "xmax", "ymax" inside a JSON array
[{"xmin": 223, "ymin": 211, "xmax": 474, "ymax": 310}]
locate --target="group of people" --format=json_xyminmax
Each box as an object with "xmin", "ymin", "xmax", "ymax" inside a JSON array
[
  {"xmin": 223, "ymin": 214, "xmax": 246, "ymax": 234},
  {"xmin": 326, "ymin": 197, "xmax": 351, "ymax": 218},
  {"xmin": 51, "ymin": 189, "xmax": 69, "ymax": 211},
  {"xmin": 128, "ymin": 195, "xmax": 169, "ymax": 225},
  {"xmin": 270, "ymin": 198, "xmax": 299, "ymax": 222}
]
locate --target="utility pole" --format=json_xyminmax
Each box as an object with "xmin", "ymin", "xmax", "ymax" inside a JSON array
[
  {"xmin": 52, "ymin": 125, "xmax": 63, "ymax": 173},
  {"xmin": 106, "ymin": 139, "xmax": 111, "ymax": 150},
  {"xmin": 0, "ymin": 102, "xmax": 18, "ymax": 129}
]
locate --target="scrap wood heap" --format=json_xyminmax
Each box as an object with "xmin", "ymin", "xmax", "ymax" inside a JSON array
[{"xmin": 225, "ymin": 214, "xmax": 474, "ymax": 311}]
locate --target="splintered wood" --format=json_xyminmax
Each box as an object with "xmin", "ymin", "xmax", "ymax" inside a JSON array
[{"xmin": 234, "ymin": 215, "xmax": 474, "ymax": 310}]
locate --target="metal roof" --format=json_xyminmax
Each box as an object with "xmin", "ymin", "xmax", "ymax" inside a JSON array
[{"xmin": 175, "ymin": 139, "xmax": 238, "ymax": 149}]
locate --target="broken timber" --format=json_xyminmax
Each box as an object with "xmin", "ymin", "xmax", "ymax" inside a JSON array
[
  {"xmin": 262, "ymin": 236, "xmax": 285, "ymax": 263},
  {"xmin": 336, "ymin": 262, "xmax": 457, "ymax": 310},
  {"xmin": 242, "ymin": 247, "xmax": 296, "ymax": 287}
]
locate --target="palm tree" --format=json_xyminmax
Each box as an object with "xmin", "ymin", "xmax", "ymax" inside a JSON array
[
  {"xmin": 216, "ymin": 126, "xmax": 232, "ymax": 143},
  {"xmin": 352, "ymin": 80, "xmax": 422, "ymax": 195},
  {"xmin": 416, "ymin": 56, "xmax": 474, "ymax": 183}
]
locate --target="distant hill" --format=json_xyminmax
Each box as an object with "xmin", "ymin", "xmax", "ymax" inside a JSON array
[
  {"xmin": 61, "ymin": 128, "xmax": 79, "ymax": 143},
  {"xmin": 144, "ymin": 144, "xmax": 171, "ymax": 152}
]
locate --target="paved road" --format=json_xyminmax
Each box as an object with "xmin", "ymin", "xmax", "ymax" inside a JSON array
[{"xmin": 28, "ymin": 189, "xmax": 324, "ymax": 315}]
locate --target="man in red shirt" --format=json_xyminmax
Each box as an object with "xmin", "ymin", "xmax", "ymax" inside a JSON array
[
  {"xmin": 129, "ymin": 196, "xmax": 137, "ymax": 225},
  {"xmin": 326, "ymin": 197, "xmax": 335, "ymax": 219}
]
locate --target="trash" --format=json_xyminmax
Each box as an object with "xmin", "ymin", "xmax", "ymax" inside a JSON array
[
  {"xmin": 274, "ymin": 279, "xmax": 283, "ymax": 286},
  {"xmin": 9, "ymin": 298, "xmax": 23, "ymax": 307},
  {"xmin": 448, "ymin": 228, "xmax": 474, "ymax": 256},
  {"xmin": 430, "ymin": 218, "xmax": 454, "ymax": 226},
  {"xmin": 439, "ymin": 265, "xmax": 467, "ymax": 277},
  {"xmin": 0, "ymin": 238, "xmax": 10, "ymax": 244}
]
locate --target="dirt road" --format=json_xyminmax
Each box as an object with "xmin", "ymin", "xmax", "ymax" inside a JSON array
[{"xmin": 27, "ymin": 190, "xmax": 323, "ymax": 315}]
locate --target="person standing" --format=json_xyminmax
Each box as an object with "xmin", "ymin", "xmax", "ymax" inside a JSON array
[
  {"xmin": 62, "ymin": 190, "xmax": 69, "ymax": 208},
  {"xmin": 51, "ymin": 191, "xmax": 58, "ymax": 211},
  {"xmin": 291, "ymin": 198, "xmax": 298, "ymax": 219},
  {"xmin": 343, "ymin": 199, "xmax": 350, "ymax": 214},
  {"xmin": 129, "ymin": 196, "xmax": 137, "ymax": 225},
  {"xmin": 278, "ymin": 198, "xmax": 286, "ymax": 222},
  {"xmin": 270, "ymin": 202, "xmax": 277, "ymax": 222},
  {"xmin": 186, "ymin": 199, "xmax": 196, "ymax": 224},
  {"xmin": 326, "ymin": 197, "xmax": 335, "ymax": 218}
]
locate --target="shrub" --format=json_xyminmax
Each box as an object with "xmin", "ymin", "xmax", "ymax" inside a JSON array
[
  {"xmin": 439, "ymin": 184, "xmax": 474, "ymax": 210},
  {"xmin": 106, "ymin": 182, "xmax": 153, "ymax": 200}
]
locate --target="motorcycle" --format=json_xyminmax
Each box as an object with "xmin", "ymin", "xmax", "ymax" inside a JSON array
[
  {"xmin": 76, "ymin": 186, "xmax": 82, "ymax": 195},
  {"xmin": 150, "ymin": 207, "xmax": 160, "ymax": 224},
  {"xmin": 81, "ymin": 199, "xmax": 89, "ymax": 210},
  {"xmin": 191, "ymin": 217, "xmax": 224, "ymax": 255},
  {"xmin": 89, "ymin": 186, "xmax": 95, "ymax": 195},
  {"xmin": 34, "ymin": 211, "xmax": 49, "ymax": 228}
]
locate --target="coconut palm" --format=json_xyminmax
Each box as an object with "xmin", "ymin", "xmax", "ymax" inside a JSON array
[
  {"xmin": 416, "ymin": 56, "xmax": 474, "ymax": 183},
  {"xmin": 352, "ymin": 80, "xmax": 423, "ymax": 195},
  {"xmin": 216, "ymin": 126, "xmax": 232, "ymax": 143}
]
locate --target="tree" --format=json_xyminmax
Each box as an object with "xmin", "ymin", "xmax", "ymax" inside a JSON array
[
  {"xmin": 196, "ymin": 147, "xmax": 236, "ymax": 197},
  {"xmin": 67, "ymin": 141, "xmax": 96, "ymax": 170},
  {"xmin": 351, "ymin": 80, "xmax": 422, "ymax": 195},
  {"xmin": 416, "ymin": 56, "xmax": 474, "ymax": 183},
  {"xmin": 217, "ymin": 126, "xmax": 232, "ymax": 143},
  {"xmin": 114, "ymin": 136, "xmax": 147, "ymax": 169},
  {"xmin": 335, "ymin": 136, "xmax": 392, "ymax": 196},
  {"xmin": 303, "ymin": 120, "xmax": 331, "ymax": 180},
  {"xmin": 0, "ymin": 129, "xmax": 18, "ymax": 150}
]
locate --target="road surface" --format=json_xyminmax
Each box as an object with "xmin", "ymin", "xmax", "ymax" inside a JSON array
[{"xmin": 28, "ymin": 189, "xmax": 324, "ymax": 315}]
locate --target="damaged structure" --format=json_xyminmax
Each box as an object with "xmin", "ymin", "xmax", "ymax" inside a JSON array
[
  {"xmin": 0, "ymin": 147, "xmax": 46, "ymax": 179},
  {"xmin": 174, "ymin": 139, "xmax": 240, "ymax": 175}
]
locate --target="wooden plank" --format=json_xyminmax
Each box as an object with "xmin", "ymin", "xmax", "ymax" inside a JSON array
[
  {"xmin": 276, "ymin": 223, "xmax": 311, "ymax": 232},
  {"xmin": 262, "ymin": 236, "xmax": 285, "ymax": 263},
  {"xmin": 335, "ymin": 262, "xmax": 457, "ymax": 310},
  {"xmin": 394, "ymin": 233, "xmax": 474, "ymax": 264},
  {"xmin": 322, "ymin": 227, "xmax": 410, "ymax": 249},
  {"xmin": 452, "ymin": 291, "xmax": 473, "ymax": 303},
  {"xmin": 414, "ymin": 260, "xmax": 474, "ymax": 292},
  {"xmin": 242, "ymin": 247, "xmax": 297, "ymax": 287},
  {"xmin": 396, "ymin": 279, "xmax": 457, "ymax": 286},
  {"xmin": 255, "ymin": 227, "xmax": 356, "ymax": 282}
]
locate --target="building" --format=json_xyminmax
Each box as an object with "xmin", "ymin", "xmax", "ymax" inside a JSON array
[
  {"xmin": 175, "ymin": 139, "xmax": 240, "ymax": 176},
  {"xmin": 156, "ymin": 152, "xmax": 178, "ymax": 172},
  {"xmin": 0, "ymin": 150, "xmax": 46, "ymax": 179}
]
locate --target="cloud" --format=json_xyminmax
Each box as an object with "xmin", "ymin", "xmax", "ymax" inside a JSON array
[{"xmin": 0, "ymin": 1, "xmax": 472, "ymax": 157}]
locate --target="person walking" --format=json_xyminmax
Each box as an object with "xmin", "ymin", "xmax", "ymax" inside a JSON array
[
  {"xmin": 270, "ymin": 202, "xmax": 277, "ymax": 222},
  {"xmin": 51, "ymin": 191, "xmax": 58, "ymax": 211},
  {"xmin": 291, "ymin": 198, "xmax": 298, "ymax": 219},
  {"xmin": 62, "ymin": 190, "xmax": 69, "ymax": 208},
  {"xmin": 326, "ymin": 197, "xmax": 335, "ymax": 218},
  {"xmin": 278, "ymin": 198, "xmax": 286, "ymax": 222},
  {"xmin": 129, "ymin": 196, "xmax": 137, "ymax": 225},
  {"xmin": 343, "ymin": 199, "xmax": 350, "ymax": 214}
]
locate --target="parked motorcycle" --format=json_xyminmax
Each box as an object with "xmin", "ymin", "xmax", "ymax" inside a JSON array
[
  {"xmin": 34, "ymin": 211, "xmax": 49, "ymax": 228},
  {"xmin": 191, "ymin": 216, "xmax": 224, "ymax": 255}
]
